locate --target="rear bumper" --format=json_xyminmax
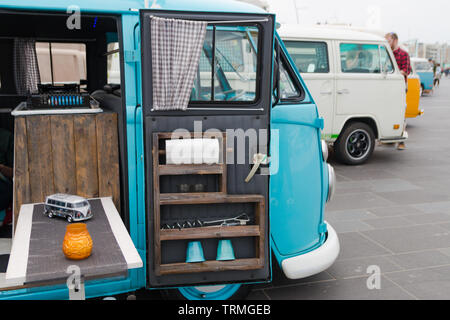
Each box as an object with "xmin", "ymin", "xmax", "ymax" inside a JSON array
[
  {"xmin": 379, "ymin": 130, "xmax": 408, "ymax": 144},
  {"xmin": 281, "ymin": 222, "xmax": 339, "ymax": 279},
  {"xmin": 406, "ymin": 109, "xmax": 424, "ymax": 118},
  {"xmin": 73, "ymin": 214, "xmax": 93, "ymax": 222}
]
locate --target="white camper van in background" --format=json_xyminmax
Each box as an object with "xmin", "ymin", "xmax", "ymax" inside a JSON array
[{"xmin": 279, "ymin": 25, "xmax": 408, "ymax": 165}]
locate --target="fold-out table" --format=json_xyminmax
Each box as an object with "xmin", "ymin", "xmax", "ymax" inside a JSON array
[{"xmin": 6, "ymin": 197, "xmax": 143, "ymax": 299}]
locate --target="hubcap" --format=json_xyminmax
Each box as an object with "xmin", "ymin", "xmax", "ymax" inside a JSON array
[{"xmin": 345, "ymin": 129, "xmax": 371, "ymax": 160}]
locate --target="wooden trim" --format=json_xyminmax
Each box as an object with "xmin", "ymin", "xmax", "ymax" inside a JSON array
[
  {"xmin": 159, "ymin": 258, "xmax": 264, "ymax": 275},
  {"xmin": 101, "ymin": 197, "xmax": 143, "ymax": 269},
  {"xmin": 159, "ymin": 164, "xmax": 224, "ymax": 176},
  {"xmin": 152, "ymin": 132, "xmax": 161, "ymax": 276},
  {"xmin": 160, "ymin": 225, "xmax": 260, "ymax": 241},
  {"xmin": 159, "ymin": 193, "xmax": 264, "ymax": 205},
  {"xmin": 6, "ymin": 204, "xmax": 33, "ymax": 286},
  {"xmin": 13, "ymin": 117, "xmax": 30, "ymax": 232}
]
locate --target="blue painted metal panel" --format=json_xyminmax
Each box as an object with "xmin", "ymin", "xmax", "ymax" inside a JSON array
[
  {"xmin": 270, "ymin": 104, "xmax": 324, "ymax": 257},
  {"xmin": 269, "ymin": 33, "xmax": 327, "ymax": 262},
  {"xmin": 0, "ymin": 0, "xmax": 264, "ymax": 14},
  {"xmin": 417, "ymin": 71, "xmax": 434, "ymax": 90}
]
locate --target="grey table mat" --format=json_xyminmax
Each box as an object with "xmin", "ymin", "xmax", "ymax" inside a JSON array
[{"xmin": 26, "ymin": 199, "xmax": 128, "ymax": 284}]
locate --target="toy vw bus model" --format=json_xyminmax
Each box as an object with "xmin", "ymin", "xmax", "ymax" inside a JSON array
[
  {"xmin": 0, "ymin": 0, "xmax": 338, "ymax": 300},
  {"xmin": 44, "ymin": 194, "xmax": 92, "ymax": 223},
  {"xmin": 279, "ymin": 25, "xmax": 408, "ymax": 165}
]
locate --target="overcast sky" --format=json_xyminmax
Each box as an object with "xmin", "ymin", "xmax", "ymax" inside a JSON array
[{"xmin": 266, "ymin": 0, "xmax": 450, "ymax": 43}]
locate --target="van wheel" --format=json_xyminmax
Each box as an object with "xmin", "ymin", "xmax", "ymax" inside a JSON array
[
  {"xmin": 334, "ymin": 122, "xmax": 375, "ymax": 165},
  {"xmin": 67, "ymin": 216, "xmax": 73, "ymax": 223},
  {"xmin": 162, "ymin": 284, "xmax": 250, "ymax": 300},
  {"xmin": 48, "ymin": 211, "xmax": 54, "ymax": 218}
]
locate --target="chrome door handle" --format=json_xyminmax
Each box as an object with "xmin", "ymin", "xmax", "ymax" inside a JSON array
[
  {"xmin": 320, "ymin": 91, "xmax": 332, "ymax": 95},
  {"xmin": 337, "ymin": 89, "xmax": 350, "ymax": 94}
]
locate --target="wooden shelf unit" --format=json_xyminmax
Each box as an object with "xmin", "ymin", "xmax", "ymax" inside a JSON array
[
  {"xmin": 153, "ymin": 131, "xmax": 227, "ymax": 195},
  {"xmin": 152, "ymin": 132, "xmax": 266, "ymax": 276}
]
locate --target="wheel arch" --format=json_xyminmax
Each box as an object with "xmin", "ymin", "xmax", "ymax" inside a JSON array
[{"xmin": 337, "ymin": 116, "xmax": 379, "ymax": 140}]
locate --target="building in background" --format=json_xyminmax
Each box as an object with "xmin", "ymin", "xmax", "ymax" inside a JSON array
[
  {"xmin": 238, "ymin": 0, "xmax": 449, "ymax": 66},
  {"xmin": 404, "ymin": 41, "xmax": 449, "ymax": 65}
]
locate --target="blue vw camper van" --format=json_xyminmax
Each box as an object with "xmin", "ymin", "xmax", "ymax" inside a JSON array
[
  {"xmin": 411, "ymin": 57, "xmax": 434, "ymax": 95},
  {"xmin": 0, "ymin": 0, "xmax": 339, "ymax": 300}
]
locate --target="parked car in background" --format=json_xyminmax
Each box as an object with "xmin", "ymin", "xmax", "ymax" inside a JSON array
[
  {"xmin": 279, "ymin": 25, "xmax": 407, "ymax": 165},
  {"xmin": 411, "ymin": 57, "xmax": 434, "ymax": 96}
]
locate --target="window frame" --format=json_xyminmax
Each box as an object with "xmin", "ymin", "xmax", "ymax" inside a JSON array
[
  {"xmin": 277, "ymin": 42, "xmax": 306, "ymax": 104},
  {"xmin": 36, "ymin": 41, "xmax": 87, "ymax": 86},
  {"xmin": 140, "ymin": 10, "xmax": 275, "ymax": 117},
  {"xmin": 188, "ymin": 23, "xmax": 263, "ymax": 107},
  {"xmin": 379, "ymin": 45, "xmax": 395, "ymax": 74},
  {"xmin": 283, "ymin": 40, "xmax": 330, "ymax": 74}
]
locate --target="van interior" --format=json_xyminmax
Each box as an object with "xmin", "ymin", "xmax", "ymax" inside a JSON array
[{"xmin": 0, "ymin": 10, "xmax": 127, "ymax": 289}]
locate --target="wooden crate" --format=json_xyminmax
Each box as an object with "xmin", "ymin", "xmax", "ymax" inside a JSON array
[{"xmin": 13, "ymin": 113, "xmax": 121, "ymax": 230}]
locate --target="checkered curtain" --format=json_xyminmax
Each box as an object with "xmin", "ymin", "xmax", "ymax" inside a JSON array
[
  {"xmin": 13, "ymin": 38, "xmax": 41, "ymax": 95},
  {"xmin": 150, "ymin": 16, "xmax": 207, "ymax": 111}
]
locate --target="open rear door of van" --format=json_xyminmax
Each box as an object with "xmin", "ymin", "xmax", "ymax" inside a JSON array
[{"xmin": 139, "ymin": 10, "xmax": 274, "ymax": 288}]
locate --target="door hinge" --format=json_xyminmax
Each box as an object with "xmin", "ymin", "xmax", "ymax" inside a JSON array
[
  {"xmin": 318, "ymin": 222, "xmax": 327, "ymax": 234},
  {"xmin": 315, "ymin": 117, "xmax": 324, "ymax": 130},
  {"xmin": 124, "ymin": 50, "xmax": 140, "ymax": 63}
]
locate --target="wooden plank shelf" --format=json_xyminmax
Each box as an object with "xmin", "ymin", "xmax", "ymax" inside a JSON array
[
  {"xmin": 160, "ymin": 225, "xmax": 260, "ymax": 241},
  {"xmin": 159, "ymin": 164, "xmax": 224, "ymax": 176},
  {"xmin": 160, "ymin": 193, "xmax": 264, "ymax": 205},
  {"xmin": 159, "ymin": 258, "xmax": 264, "ymax": 275}
]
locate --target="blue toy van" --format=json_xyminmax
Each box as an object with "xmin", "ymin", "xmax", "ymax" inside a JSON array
[
  {"xmin": 411, "ymin": 57, "xmax": 434, "ymax": 95},
  {"xmin": 0, "ymin": 0, "xmax": 339, "ymax": 300}
]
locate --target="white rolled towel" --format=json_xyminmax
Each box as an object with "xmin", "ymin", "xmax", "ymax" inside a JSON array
[{"xmin": 166, "ymin": 138, "xmax": 220, "ymax": 165}]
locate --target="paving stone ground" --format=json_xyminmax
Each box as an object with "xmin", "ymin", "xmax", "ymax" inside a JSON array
[{"xmin": 248, "ymin": 78, "xmax": 450, "ymax": 300}]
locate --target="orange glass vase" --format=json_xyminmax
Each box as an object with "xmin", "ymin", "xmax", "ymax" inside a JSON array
[{"xmin": 62, "ymin": 223, "xmax": 93, "ymax": 260}]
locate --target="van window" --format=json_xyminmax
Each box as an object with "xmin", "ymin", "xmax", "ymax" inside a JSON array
[
  {"xmin": 283, "ymin": 41, "xmax": 329, "ymax": 73},
  {"xmin": 340, "ymin": 43, "xmax": 380, "ymax": 73},
  {"xmin": 415, "ymin": 61, "xmax": 433, "ymax": 72},
  {"xmin": 36, "ymin": 42, "xmax": 87, "ymax": 84},
  {"xmin": 190, "ymin": 25, "xmax": 259, "ymax": 103},
  {"xmin": 380, "ymin": 46, "xmax": 394, "ymax": 73},
  {"xmin": 107, "ymin": 42, "xmax": 121, "ymax": 84},
  {"xmin": 73, "ymin": 201, "xmax": 88, "ymax": 208},
  {"xmin": 280, "ymin": 61, "xmax": 301, "ymax": 100}
]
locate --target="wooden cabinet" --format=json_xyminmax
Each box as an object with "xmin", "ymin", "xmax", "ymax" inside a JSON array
[{"xmin": 152, "ymin": 132, "xmax": 265, "ymax": 276}]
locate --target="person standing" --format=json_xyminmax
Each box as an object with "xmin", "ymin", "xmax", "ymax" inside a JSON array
[
  {"xmin": 385, "ymin": 32, "xmax": 411, "ymax": 151},
  {"xmin": 429, "ymin": 58, "xmax": 436, "ymax": 77}
]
